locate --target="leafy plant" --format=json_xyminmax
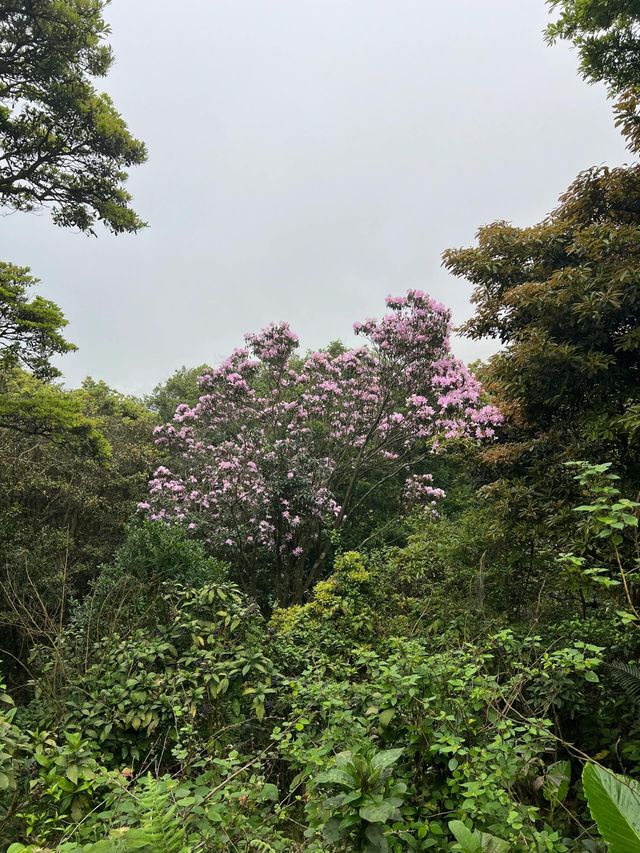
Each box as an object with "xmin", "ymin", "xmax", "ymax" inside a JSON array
[
  {"xmin": 582, "ymin": 763, "xmax": 640, "ymax": 852},
  {"xmin": 448, "ymin": 819, "xmax": 509, "ymax": 852},
  {"xmin": 310, "ymin": 747, "xmax": 406, "ymax": 852}
]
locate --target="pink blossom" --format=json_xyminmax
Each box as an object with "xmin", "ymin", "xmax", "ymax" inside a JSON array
[{"xmin": 142, "ymin": 290, "xmax": 501, "ymax": 602}]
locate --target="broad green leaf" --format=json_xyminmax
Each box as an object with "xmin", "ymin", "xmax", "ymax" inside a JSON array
[
  {"xmin": 583, "ymin": 763, "xmax": 640, "ymax": 852},
  {"xmin": 315, "ymin": 768, "xmax": 357, "ymax": 788},
  {"xmin": 260, "ymin": 782, "xmax": 279, "ymax": 801},
  {"xmin": 323, "ymin": 817, "xmax": 346, "ymax": 842},
  {"xmin": 448, "ymin": 820, "xmax": 483, "ymax": 852},
  {"xmin": 370, "ymin": 748, "xmax": 403, "ymax": 772},
  {"xmin": 364, "ymin": 822, "xmax": 389, "ymax": 852},
  {"xmin": 359, "ymin": 800, "xmax": 395, "ymax": 823},
  {"xmin": 65, "ymin": 764, "xmax": 81, "ymax": 786},
  {"xmin": 378, "ymin": 708, "xmax": 395, "ymax": 727},
  {"xmin": 449, "ymin": 821, "xmax": 509, "ymax": 853}
]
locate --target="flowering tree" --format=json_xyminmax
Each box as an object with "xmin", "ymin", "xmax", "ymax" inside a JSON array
[{"xmin": 140, "ymin": 291, "xmax": 501, "ymax": 605}]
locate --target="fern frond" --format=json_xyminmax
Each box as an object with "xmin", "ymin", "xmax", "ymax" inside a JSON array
[
  {"xmin": 123, "ymin": 775, "xmax": 189, "ymax": 853},
  {"xmin": 609, "ymin": 661, "xmax": 640, "ymax": 704}
]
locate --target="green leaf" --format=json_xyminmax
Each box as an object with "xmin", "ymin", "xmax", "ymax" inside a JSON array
[
  {"xmin": 479, "ymin": 832, "xmax": 510, "ymax": 853},
  {"xmin": 315, "ymin": 769, "xmax": 357, "ymax": 789},
  {"xmin": 543, "ymin": 760, "xmax": 571, "ymax": 804},
  {"xmin": 260, "ymin": 782, "xmax": 279, "ymax": 801},
  {"xmin": 378, "ymin": 708, "xmax": 395, "ymax": 727},
  {"xmin": 323, "ymin": 817, "xmax": 346, "ymax": 842},
  {"xmin": 370, "ymin": 748, "xmax": 403, "ymax": 772},
  {"xmin": 364, "ymin": 822, "xmax": 389, "ymax": 852},
  {"xmin": 583, "ymin": 763, "xmax": 640, "ymax": 852},
  {"xmin": 448, "ymin": 820, "xmax": 483, "ymax": 853},
  {"xmin": 359, "ymin": 800, "xmax": 395, "ymax": 823}
]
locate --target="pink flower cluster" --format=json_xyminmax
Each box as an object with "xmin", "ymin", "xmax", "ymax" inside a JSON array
[
  {"xmin": 141, "ymin": 291, "xmax": 501, "ymax": 600},
  {"xmin": 403, "ymin": 473, "xmax": 447, "ymax": 517}
]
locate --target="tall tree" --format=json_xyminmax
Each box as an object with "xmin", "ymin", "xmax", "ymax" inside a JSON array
[
  {"xmin": 437, "ymin": 1, "xmax": 640, "ymax": 618},
  {"xmin": 0, "ymin": 0, "xmax": 147, "ymax": 233},
  {"xmin": 144, "ymin": 292, "xmax": 501, "ymax": 605},
  {"xmin": 0, "ymin": 263, "xmax": 107, "ymax": 453},
  {"xmin": 443, "ymin": 165, "xmax": 640, "ymax": 472}
]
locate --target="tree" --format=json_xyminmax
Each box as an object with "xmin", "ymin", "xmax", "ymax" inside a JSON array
[
  {"xmin": 145, "ymin": 364, "xmax": 211, "ymax": 424},
  {"xmin": 0, "ymin": 261, "xmax": 75, "ymax": 379},
  {"xmin": 0, "ymin": 0, "xmax": 147, "ymax": 233},
  {"xmin": 0, "ymin": 368, "xmax": 108, "ymax": 456},
  {"xmin": 445, "ymin": 0, "xmax": 640, "ymax": 485},
  {"xmin": 441, "ymin": 6, "xmax": 640, "ymax": 618},
  {"xmin": 443, "ymin": 166, "xmax": 640, "ymax": 464},
  {"xmin": 142, "ymin": 291, "xmax": 501, "ymax": 605},
  {"xmin": 547, "ymin": 0, "xmax": 640, "ymax": 92},
  {"xmin": 0, "ymin": 377, "xmax": 158, "ymax": 671},
  {"xmin": 0, "ymin": 264, "xmax": 105, "ymax": 455},
  {"xmin": 546, "ymin": 0, "xmax": 640, "ymax": 151}
]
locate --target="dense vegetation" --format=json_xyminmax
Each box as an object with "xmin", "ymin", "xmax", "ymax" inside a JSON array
[{"xmin": 3, "ymin": 0, "xmax": 640, "ymax": 850}]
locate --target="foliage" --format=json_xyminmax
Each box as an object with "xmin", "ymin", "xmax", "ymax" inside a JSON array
[
  {"xmin": 0, "ymin": 0, "xmax": 147, "ymax": 233},
  {"xmin": 26, "ymin": 580, "xmax": 275, "ymax": 769},
  {"xmin": 442, "ymin": 35, "xmax": 640, "ymax": 625},
  {"xmin": 145, "ymin": 365, "xmax": 211, "ymax": 424},
  {"xmin": 68, "ymin": 520, "xmax": 229, "ymax": 645},
  {"xmin": 546, "ymin": 0, "xmax": 640, "ymax": 152},
  {"xmin": 0, "ymin": 369, "xmax": 108, "ymax": 456},
  {"xmin": 443, "ymin": 168, "xmax": 640, "ymax": 474},
  {"xmin": 7, "ymin": 765, "xmax": 296, "ymax": 852},
  {"xmin": 448, "ymin": 819, "xmax": 509, "ymax": 853},
  {"xmin": 582, "ymin": 762, "xmax": 640, "ymax": 852},
  {"xmin": 310, "ymin": 747, "xmax": 406, "ymax": 852},
  {"xmin": 0, "ymin": 379, "xmax": 156, "ymax": 674},
  {"xmin": 0, "ymin": 263, "xmax": 75, "ymax": 381},
  {"xmin": 609, "ymin": 663, "xmax": 640, "ymax": 705},
  {"xmin": 142, "ymin": 291, "xmax": 501, "ymax": 604},
  {"xmin": 7, "ymin": 3, "xmax": 640, "ymax": 851},
  {"xmin": 562, "ymin": 461, "xmax": 640, "ymax": 624},
  {"xmin": 270, "ymin": 629, "xmax": 599, "ymax": 851}
]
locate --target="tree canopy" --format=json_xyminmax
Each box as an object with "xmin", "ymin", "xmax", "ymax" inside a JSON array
[
  {"xmin": 0, "ymin": 0, "xmax": 147, "ymax": 233},
  {"xmin": 5, "ymin": 3, "xmax": 640, "ymax": 852},
  {"xmin": 0, "ymin": 262, "xmax": 75, "ymax": 379},
  {"xmin": 443, "ymin": 164, "xmax": 640, "ymax": 469},
  {"xmin": 143, "ymin": 292, "xmax": 500, "ymax": 604},
  {"xmin": 547, "ymin": 0, "xmax": 640, "ymax": 151}
]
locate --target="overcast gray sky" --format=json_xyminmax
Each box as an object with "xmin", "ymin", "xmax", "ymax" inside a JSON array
[{"xmin": 3, "ymin": 0, "xmax": 630, "ymax": 395}]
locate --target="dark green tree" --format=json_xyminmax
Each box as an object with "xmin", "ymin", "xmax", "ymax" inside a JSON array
[
  {"xmin": 0, "ymin": 0, "xmax": 147, "ymax": 233},
  {"xmin": 0, "ymin": 378, "xmax": 158, "ymax": 673},
  {"xmin": 443, "ymin": 164, "xmax": 640, "ymax": 469},
  {"xmin": 0, "ymin": 264, "xmax": 106, "ymax": 455},
  {"xmin": 0, "ymin": 261, "xmax": 75, "ymax": 379},
  {"xmin": 435, "ymin": 1, "xmax": 640, "ymax": 620}
]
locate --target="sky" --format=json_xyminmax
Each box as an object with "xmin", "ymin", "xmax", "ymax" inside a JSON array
[{"xmin": 3, "ymin": 0, "xmax": 630, "ymax": 395}]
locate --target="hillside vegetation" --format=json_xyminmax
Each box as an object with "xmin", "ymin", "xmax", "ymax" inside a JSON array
[{"xmin": 3, "ymin": 1, "xmax": 640, "ymax": 850}]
